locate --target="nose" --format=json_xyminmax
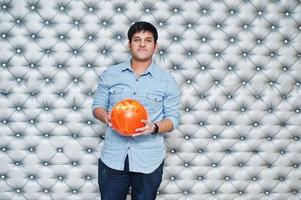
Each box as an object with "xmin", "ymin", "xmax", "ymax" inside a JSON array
[{"xmin": 140, "ymin": 40, "xmax": 146, "ymax": 47}]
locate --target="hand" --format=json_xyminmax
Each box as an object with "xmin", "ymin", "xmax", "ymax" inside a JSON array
[
  {"xmin": 132, "ymin": 119, "xmax": 155, "ymax": 137},
  {"xmin": 105, "ymin": 112, "xmax": 112, "ymax": 127}
]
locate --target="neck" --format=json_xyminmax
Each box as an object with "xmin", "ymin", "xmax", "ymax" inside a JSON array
[{"xmin": 131, "ymin": 58, "xmax": 152, "ymax": 76}]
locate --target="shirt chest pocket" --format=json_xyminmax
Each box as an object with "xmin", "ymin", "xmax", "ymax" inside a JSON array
[
  {"xmin": 146, "ymin": 92, "xmax": 164, "ymax": 113},
  {"xmin": 109, "ymin": 87, "xmax": 124, "ymax": 107}
]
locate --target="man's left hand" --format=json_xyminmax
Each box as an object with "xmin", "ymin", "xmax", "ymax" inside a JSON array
[{"xmin": 132, "ymin": 119, "xmax": 155, "ymax": 137}]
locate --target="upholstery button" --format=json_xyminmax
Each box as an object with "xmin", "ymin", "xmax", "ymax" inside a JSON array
[
  {"xmin": 44, "ymin": 189, "xmax": 49, "ymax": 193},
  {"xmin": 266, "ymin": 136, "xmax": 273, "ymax": 141},
  {"xmin": 184, "ymin": 163, "xmax": 189, "ymax": 167},
  {"xmin": 72, "ymin": 189, "xmax": 78, "ymax": 194},
  {"xmin": 225, "ymin": 149, "xmax": 231, "ymax": 154},
  {"xmin": 16, "ymin": 77, "xmax": 22, "ymax": 82},
  {"xmin": 1, "ymin": 62, "xmax": 7, "ymax": 67},
  {"xmin": 170, "ymin": 149, "xmax": 176, "ymax": 153},
  {"xmin": 1, "ymin": 147, "xmax": 7, "ymax": 152},
  {"xmin": 16, "ymin": 188, "xmax": 21, "ymax": 193},
  {"xmin": 252, "ymin": 176, "xmax": 257, "ymax": 181},
  {"xmin": 212, "ymin": 135, "xmax": 218, "ymax": 140},
  {"xmin": 184, "ymin": 135, "xmax": 190, "ymax": 140},
  {"xmin": 57, "ymin": 147, "xmax": 63, "ymax": 153},
  {"xmin": 240, "ymin": 107, "xmax": 246, "ymax": 112},
  {"xmin": 279, "ymin": 176, "xmax": 285, "ymax": 181},
  {"xmin": 15, "ymin": 133, "xmax": 21, "ymax": 137},
  {"xmin": 28, "ymin": 147, "xmax": 35, "ymax": 152},
  {"xmin": 292, "ymin": 190, "xmax": 297, "ymax": 194},
  {"xmin": 266, "ymin": 163, "xmax": 272, "ymax": 168},
  {"xmin": 201, "ymin": 36, "xmax": 207, "ymax": 42},
  {"xmin": 43, "ymin": 161, "xmax": 49, "ymax": 166},
  {"xmin": 86, "ymin": 175, "xmax": 91, "ymax": 180},
  {"xmin": 57, "ymin": 175, "xmax": 64, "ymax": 180},
  {"xmin": 211, "ymin": 163, "xmax": 218, "ymax": 167},
  {"xmin": 224, "ymin": 176, "xmax": 230, "ymax": 181},
  {"xmin": 170, "ymin": 176, "xmax": 175, "ymax": 181},
  {"xmin": 257, "ymin": 11, "xmax": 263, "ymax": 16},
  {"xmin": 198, "ymin": 149, "xmax": 204, "ymax": 153},
  {"xmin": 72, "ymin": 161, "xmax": 78, "ymax": 166},
  {"xmin": 28, "ymin": 175, "xmax": 35, "ymax": 180},
  {"xmin": 1, "ymin": 174, "xmax": 6, "ymax": 179},
  {"xmin": 198, "ymin": 176, "xmax": 204, "ymax": 180},
  {"xmin": 199, "ymin": 121, "xmax": 205, "ymax": 126}
]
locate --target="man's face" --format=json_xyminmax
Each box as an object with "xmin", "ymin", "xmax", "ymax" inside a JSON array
[{"xmin": 128, "ymin": 31, "xmax": 157, "ymax": 62}]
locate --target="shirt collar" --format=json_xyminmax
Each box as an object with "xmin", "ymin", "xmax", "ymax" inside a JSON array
[{"xmin": 121, "ymin": 57, "xmax": 159, "ymax": 77}]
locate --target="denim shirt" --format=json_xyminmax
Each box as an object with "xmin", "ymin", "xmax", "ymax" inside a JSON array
[{"xmin": 92, "ymin": 58, "xmax": 180, "ymax": 173}]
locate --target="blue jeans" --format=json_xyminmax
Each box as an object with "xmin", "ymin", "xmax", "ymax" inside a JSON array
[{"xmin": 98, "ymin": 156, "xmax": 164, "ymax": 200}]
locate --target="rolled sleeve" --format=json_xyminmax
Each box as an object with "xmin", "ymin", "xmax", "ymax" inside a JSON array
[
  {"xmin": 92, "ymin": 71, "xmax": 109, "ymax": 111},
  {"xmin": 163, "ymin": 76, "xmax": 181, "ymax": 129}
]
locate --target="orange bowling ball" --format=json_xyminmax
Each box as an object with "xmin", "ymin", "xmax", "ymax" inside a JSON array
[{"xmin": 111, "ymin": 99, "xmax": 148, "ymax": 136}]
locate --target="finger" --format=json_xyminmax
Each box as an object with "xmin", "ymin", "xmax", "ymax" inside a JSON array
[
  {"xmin": 132, "ymin": 132, "xmax": 146, "ymax": 137},
  {"xmin": 141, "ymin": 119, "xmax": 149, "ymax": 124},
  {"xmin": 135, "ymin": 126, "xmax": 148, "ymax": 132}
]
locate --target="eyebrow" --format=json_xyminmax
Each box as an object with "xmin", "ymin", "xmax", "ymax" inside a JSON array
[{"xmin": 132, "ymin": 36, "xmax": 154, "ymax": 40}]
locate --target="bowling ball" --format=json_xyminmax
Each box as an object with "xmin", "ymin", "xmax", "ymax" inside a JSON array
[{"xmin": 111, "ymin": 98, "xmax": 147, "ymax": 136}]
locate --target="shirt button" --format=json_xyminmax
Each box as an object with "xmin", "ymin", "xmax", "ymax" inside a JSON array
[{"xmin": 133, "ymin": 92, "xmax": 136, "ymax": 95}]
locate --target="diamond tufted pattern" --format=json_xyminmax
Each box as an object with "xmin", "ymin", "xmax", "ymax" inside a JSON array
[{"xmin": 1, "ymin": 0, "xmax": 301, "ymax": 199}]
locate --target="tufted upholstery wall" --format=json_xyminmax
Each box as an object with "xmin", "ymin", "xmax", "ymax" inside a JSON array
[{"xmin": 0, "ymin": 0, "xmax": 301, "ymax": 200}]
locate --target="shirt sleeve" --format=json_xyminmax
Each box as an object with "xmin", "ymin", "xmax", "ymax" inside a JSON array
[
  {"xmin": 92, "ymin": 71, "xmax": 109, "ymax": 111},
  {"xmin": 163, "ymin": 75, "xmax": 181, "ymax": 129}
]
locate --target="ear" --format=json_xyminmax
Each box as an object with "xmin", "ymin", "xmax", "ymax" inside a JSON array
[
  {"xmin": 128, "ymin": 42, "xmax": 131, "ymax": 50},
  {"xmin": 154, "ymin": 43, "xmax": 158, "ymax": 52}
]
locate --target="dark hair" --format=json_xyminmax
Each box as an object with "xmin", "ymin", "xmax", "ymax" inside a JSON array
[{"xmin": 127, "ymin": 21, "xmax": 158, "ymax": 43}]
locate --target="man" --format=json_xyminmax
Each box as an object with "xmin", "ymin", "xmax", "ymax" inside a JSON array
[{"xmin": 92, "ymin": 21, "xmax": 180, "ymax": 200}]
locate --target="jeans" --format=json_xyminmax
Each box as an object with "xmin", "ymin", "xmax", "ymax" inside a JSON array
[{"xmin": 98, "ymin": 156, "xmax": 164, "ymax": 200}]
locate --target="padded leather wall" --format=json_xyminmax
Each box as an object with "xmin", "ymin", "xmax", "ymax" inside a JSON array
[{"xmin": 1, "ymin": 0, "xmax": 301, "ymax": 199}]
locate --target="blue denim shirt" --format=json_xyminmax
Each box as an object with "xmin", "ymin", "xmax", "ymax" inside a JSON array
[{"xmin": 92, "ymin": 58, "xmax": 180, "ymax": 173}]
